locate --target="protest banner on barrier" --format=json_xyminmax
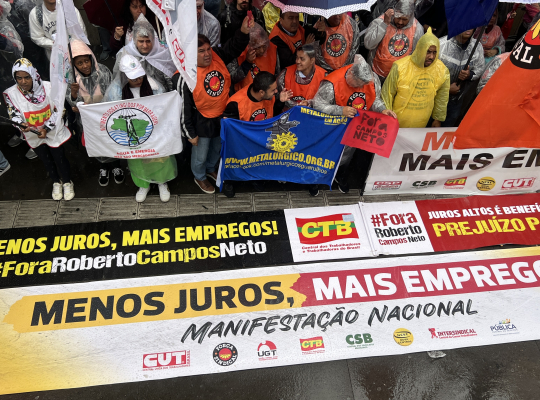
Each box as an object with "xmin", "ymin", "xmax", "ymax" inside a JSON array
[
  {"xmin": 284, "ymin": 205, "xmax": 374, "ymax": 262},
  {"xmin": 2, "ymin": 246, "xmax": 540, "ymax": 394},
  {"xmin": 0, "ymin": 211, "xmax": 293, "ymax": 289},
  {"xmin": 79, "ymin": 92, "xmax": 183, "ymax": 159},
  {"xmin": 364, "ymin": 128, "xmax": 540, "ymax": 195},
  {"xmin": 217, "ymin": 106, "xmax": 347, "ymax": 187},
  {"xmin": 360, "ymin": 193, "xmax": 540, "ymax": 255}
]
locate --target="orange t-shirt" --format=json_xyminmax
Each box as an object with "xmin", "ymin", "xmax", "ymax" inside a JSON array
[
  {"xmin": 323, "ymin": 65, "xmax": 376, "ymax": 110},
  {"xmin": 321, "ymin": 15, "xmax": 354, "ymax": 71},
  {"xmin": 227, "ymin": 85, "xmax": 275, "ymax": 121},
  {"xmin": 269, "ymin": 23, "xmax": 305, "ymax": 53},
  {"xmin": 372, "ymin": 18, "xmax": 417, "ymax": 78},
  {"xmin": 193, "ymin": 51, "xmax": 232, "ymax": 118},
  {"xmin": 234, "ymin": 43, "xmax": 278, "ymax": 91},
  {"xmin": 284, "ymin": 65, "xmax": 327, "ymax": 103}
]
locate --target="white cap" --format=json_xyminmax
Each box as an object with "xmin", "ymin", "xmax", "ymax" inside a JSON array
[{"xmin": 119, "ymin": 55, "xmax": 145, "ymax": 80}]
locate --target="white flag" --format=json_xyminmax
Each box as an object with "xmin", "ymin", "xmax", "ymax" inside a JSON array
[
  {"xmin": 78, "ymin": 92, "xmax": 184, "ymax": 159},
  {"xmin": 147, "ymin": 0, "xmax": 198, "ymax": 90},
  {"xmin": 49, "ymin": 0, "xmax": 70, "ymax": 130},
  {"xmin": 63, "ymin": 0, "xmax": 90, "ymax": 45}
]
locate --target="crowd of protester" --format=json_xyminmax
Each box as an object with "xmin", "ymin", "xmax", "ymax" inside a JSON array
[{"xmin": 0, "ymin": 0, "xmax": 537, "ymax": 203}]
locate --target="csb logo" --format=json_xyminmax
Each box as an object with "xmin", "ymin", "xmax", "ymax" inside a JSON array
[
  {"xmin": 295, "ymin": 213, "xmax": 358, "ymax": 245},
  {"xmin": 412, "ymin": 180, "xmax": 437, "ymax": 189},
  {"xmin": 257, "ymin": 341, "xmax": 278, "ymax": 361},
  {"xmin": 142, "ymin": 351, "xmax": 190, "ymax": 369},
  {"xmin": 502, "ymin": 178, "xmax": 535, "ymax": 190},
  {"xmin": 300, "ymin": 336, "xmax": 325, "ymax": 354},
  {"xmin": 346, "ymin": 334, "xmax": 374, "ymax": 349}
]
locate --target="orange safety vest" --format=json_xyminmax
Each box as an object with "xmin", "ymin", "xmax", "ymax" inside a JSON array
[
  {"xmin": 234, "ymin": 43, "xmax": 278, "ymax": 91},
  {"xmin": 227, "ymin": 85, "xmax": 275, "ymax": 121},
  {"xmin": 323, "ymin": 66, "xmax": 376, "ymax": 110},
  {"xmin": 321, "ymin": 15, "xmax": 354, "ymax": 71},
  {"xmin": 269, "ymin": 23, "xmax": 305, "ymax": 53},
  {"xmin": 193, "ymin": 51, "xmax": 232, "ymax": 118},
  {"xmin": 372, "ymin": 18, "xmax": 417, "ymax": 78},
  {"xmin": 284, "ymin": 64, "xmax": 327, "ymax": 103}
]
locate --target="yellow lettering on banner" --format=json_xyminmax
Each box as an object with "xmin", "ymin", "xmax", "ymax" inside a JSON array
[{"xmin": 3, "ymin": 275, "xmax": 305, "ymax": 333}]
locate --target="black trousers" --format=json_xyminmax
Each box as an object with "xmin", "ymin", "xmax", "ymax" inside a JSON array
[{"xmin": 33, "ymin": 143, "xmax": 71, "ymax": 184}]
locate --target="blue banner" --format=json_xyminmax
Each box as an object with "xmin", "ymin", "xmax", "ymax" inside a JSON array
[{"xmin": 218, "ymin": 106, "xmax": 348, "ymax": 188}]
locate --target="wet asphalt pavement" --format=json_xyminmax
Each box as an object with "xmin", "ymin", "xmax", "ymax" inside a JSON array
[
  {"xmin": 2, "ymin": 115, "xmax": 540, "ymax": 400},
  {"xmin": 3, "ymin": 341, "xmax": 540, "ymax": 399}
]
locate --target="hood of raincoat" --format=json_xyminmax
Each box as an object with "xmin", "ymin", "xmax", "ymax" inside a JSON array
[
  {"xmin": 410, "ymin": 27, "xmax": 440, "ymax": 69},
  {"xmin": 392, "ymin": 0, "xmax": 416, "ymax": 28},
  {"xmin": 70, "ymin": 39, "xmax": 112, "ymax": 104}
]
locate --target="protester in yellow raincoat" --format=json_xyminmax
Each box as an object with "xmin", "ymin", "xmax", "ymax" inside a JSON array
[{"xmin": 381, "ymin": 28, "xmax": 450, "ymax": 128}]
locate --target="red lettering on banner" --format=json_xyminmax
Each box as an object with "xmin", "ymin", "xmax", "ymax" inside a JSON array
[
  {"xmin": 415, "ymin": 193, "xmax": 540, "ymax": 252},
  {"xmin": 172, "ymin": 39, "xmax": 186, "ymax": 70},
  {"xmin": 421, "ymin": 131, "xmax": 455, "ymax": 151},
  {"xmin": 292, "ymin": 254, "xmax": 540, "ymax": 307}
]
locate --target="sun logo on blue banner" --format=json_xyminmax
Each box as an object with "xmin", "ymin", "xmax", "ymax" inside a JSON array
[
  {"xmin": 106, "ymin": 108, "xmax": 154, "ymax": 147},
  {"xmin": 265, "ymin": 113, "xmax": 300, "ymax": 153}
]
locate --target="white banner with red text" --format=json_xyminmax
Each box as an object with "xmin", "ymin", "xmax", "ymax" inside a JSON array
[
  {"xmin": 2, "ymin": 247, "xmax": 540, "ymax": 394},
  {"xmin": 79, "ymin": 92, "xmax": 183, "ymax": 159},
  {"xmin": 364, "ymin": 128, "xmax": 540, "ymax": 195}
]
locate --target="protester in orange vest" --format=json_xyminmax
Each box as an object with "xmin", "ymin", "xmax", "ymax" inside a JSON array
[
  {"xmin": 176, "ymin": 16, "xmax": 253, "ymax": 195},
  {"xmin": 230, "ymin": 23, "xmax": 280, "ymax": 91},
  {"xmin": 222, "ymin": 71, "xmax": 293, "ymax": 197},
  {"xmin": 277, "ymin": 44, "xmax": 327, "ymax": 110},
  {"xmin": 269, "ymin": 11, "xmax": 316, "ymax": 68},
  {"xmin": 364, "ymin": 0, "xmax": 423, "ymax": 84},
  {"xmin": 312, "ymin": 56, "xmax": 396, "ymax": 194},
  {"xmin": 313, "ymin": 13, "xmax": 361, "ymax": 72}
]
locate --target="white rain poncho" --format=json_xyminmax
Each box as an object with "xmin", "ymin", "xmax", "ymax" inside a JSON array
[
  {"xmin": 113, "ymin": 15, "xmax": 175, "ymax": 91},
  {"xmin": 312, "ymin": 55, "xmax": 386, "ymax": 116},
  {"xmin": 197, "ymin": 0, "xmax": 221, "ymax": 47},
  {"xmin": 66, "ymin": 39, "xmax": 112, "ymax": 107},
  {"xmin": 371, "ymin": 0, "xmax": 399, "ymax": 19},
  {"xmin": 364, "ymin": 0, "xmax": 424, "ymax": 71},
  {"xmin": 103, "ymin": 61, "xmax": 165, "ymax": 103},
  {"xmin": 439, "ymin": 34, "xmax": 484, "ymax": 84},
  {"xmin": 476, "ymin": 52, "xmax": 510, "ymax": 95},
  {"xmin": 0, "ymin": 0, "xmax": 23, "ymax": 63}
]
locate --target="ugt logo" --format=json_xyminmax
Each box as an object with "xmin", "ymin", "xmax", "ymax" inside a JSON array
[{"xmin": 295, "ymin": 213, "xmax": 358, "ymax": 245}]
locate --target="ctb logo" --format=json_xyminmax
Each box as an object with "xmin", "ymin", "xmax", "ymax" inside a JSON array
[
  {"xmin": 142, "ymin": 351, "xmax": 190, "ymax": 369},
  {"xmin": 257, "ymin": 341, "xmax": 278, "ymax": 361},
  {"xmin": 295, "ymin": 213, "xmax": 358, "ymax": 244},
  {"xmin": 444, "ymin": 177, "xmax": 467, "ymax": 189},
  {"xmin": 346, "ymin": 333, "xmax": 374, "ymax": 349},
  {"xmin": 300, "ymin": 336, "xmax": 325, "ymax": 354}
]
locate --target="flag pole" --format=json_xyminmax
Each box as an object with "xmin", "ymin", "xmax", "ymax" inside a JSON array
[
  {"xmin": 103, "ymin": 0, "xmax": 120, "ymax": 27},
  {"xmin": 456, "ymin": 25, "xmax": 486, "ymax": 87}
]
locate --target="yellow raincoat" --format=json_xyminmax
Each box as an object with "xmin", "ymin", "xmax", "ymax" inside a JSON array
[{"xmin": 381, "ymin": 28, "xmax": 450, "ymax": 128}]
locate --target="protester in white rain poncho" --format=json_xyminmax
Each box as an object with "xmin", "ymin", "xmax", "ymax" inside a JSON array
[
  {"xmin": 0, "ymin": 0, "xmax": 24, "ymax": 93},
  {"xmin": 113, "ymin": 15, "xmax": 175, "ymax": 91},
  {"xmin": 438, "ymin": 29, "xmax": 484, "ymax": 127},
  {"xmin": 364, "ymin": 0, "xmax": 424, "ymax": 83},
  {"xmin": 65, "ymin": 39, "xmax": 125, "ymax": 187},
  {"xmin": 476, "ymin": 52, "xmax": 510, "ymax": 95},
  {"xmin": 3, "ymin": 58, "xmax": 74, "ymax": 201},
  {"xmin": 103, "ymin": 55, "xmax": 176, "ymax": 203},
  {"xmin": 197, "ymin": 0, "xmax": 220, "ymax": 47}
]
